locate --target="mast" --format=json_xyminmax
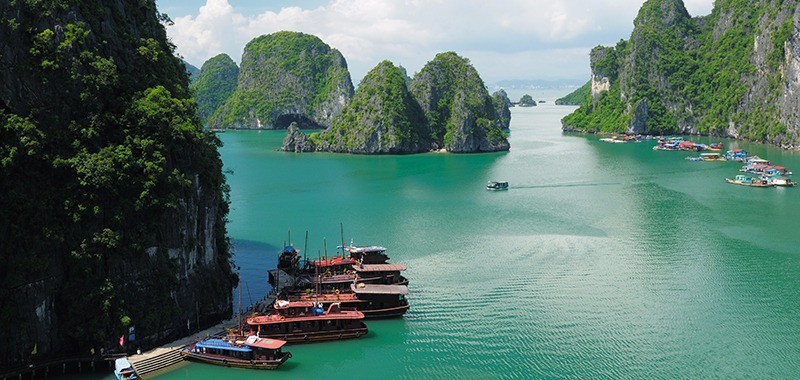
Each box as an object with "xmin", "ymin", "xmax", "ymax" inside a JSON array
[
  {"xmin": 303, "ymin": 230, "xmax": 309, "ymax": 267},
  {"xmin": 237, "ymin": 279, "xmax": 242, "ymax": 335},
  {"xmin": 340, "ymin": 222, "xmax": 345, "ymax": 255}
]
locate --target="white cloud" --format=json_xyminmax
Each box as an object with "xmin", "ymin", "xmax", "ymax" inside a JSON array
[{"xmin": 166, "ymin": 0, "xmax": 713, "ymax": 84}]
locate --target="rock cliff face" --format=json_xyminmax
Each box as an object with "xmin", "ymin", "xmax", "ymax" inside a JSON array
[
  {"xmin": 0, "ymin": 0, "xmax": 234, "ymax": 367},
  {"xmin": 562, "ymin": 0, "xmax": 800, "ymax": 147},
  {"xmin": 190, "ymin": 53, "xmax": 239, "ymax": 122},
  {"xmin": 410, "ymin": 52, "xmax": 510, "ymax": 152},
  {"xmin": 492, "ymin": 89, "xmax": 512, "ymax": 129},
  {"xmin": 209, "ymin": 31, "xmax": 354, "ymax": 130}
]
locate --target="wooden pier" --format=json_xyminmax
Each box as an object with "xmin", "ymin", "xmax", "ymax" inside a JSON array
[{"xmin": 0, "ymin": 319, "xmax": 238, "ymax": 380}]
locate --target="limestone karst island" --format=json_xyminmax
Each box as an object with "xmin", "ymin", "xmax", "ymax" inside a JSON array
[{"xmin": 3, "ymin": 0, "xmax": 800, "ymax": 379}]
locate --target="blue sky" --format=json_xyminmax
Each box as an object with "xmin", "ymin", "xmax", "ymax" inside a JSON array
[{"xmin": 157, "ymin": 0, "xmax": 713, "ymax": 86}]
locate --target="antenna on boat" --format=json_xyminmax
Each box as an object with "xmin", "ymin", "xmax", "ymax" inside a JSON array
[
  {"xmin": 324, "ymin": 237, "xmax": 328, "ymax": 260},
  {"xmin": 340, "ymin": 223, "xmax": 345, "ymax": 254},
  {"xmin": 288, "ymin": 228, "xmax": 292, "ymax": 246},
  {"xmin": 303, "ymin": 230, "xmax": 309, "ymax": 265}
]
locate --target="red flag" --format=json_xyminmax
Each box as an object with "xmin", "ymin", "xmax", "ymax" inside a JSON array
[{"xmin": 119, "ymin": 335, "xmax": 125, "ymax": 346}]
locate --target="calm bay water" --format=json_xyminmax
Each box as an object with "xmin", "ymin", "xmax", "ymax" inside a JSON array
[{"xmin": 95, "ymin": 90, "xmax": 800, "ymax": 379}]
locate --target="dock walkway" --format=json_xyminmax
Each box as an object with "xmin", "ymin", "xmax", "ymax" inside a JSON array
[{"xmin": 128, "ymin": 318, "xmax": 238, "ymax": 377}]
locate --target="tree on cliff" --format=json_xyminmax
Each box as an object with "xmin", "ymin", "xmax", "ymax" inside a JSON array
[{"xmin": 0, "ymin": 0, "xmax": 235, "ymax": 366}]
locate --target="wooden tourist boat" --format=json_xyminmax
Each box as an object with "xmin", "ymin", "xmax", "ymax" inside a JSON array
[
  {"xmin": 352, "ymin": 263, "xmax": 408, "ymax": 286},
  {"xmin": 293, "ymin": 283, "xmax": 410, "ymax": 318},
  {"xmin": 725, "ymin": 175, "xmax": 774, "ymax": 187},
  {"xmin": 181, "ymin": 335, "xmax": 291, "ymax": 369},
  {"xmin": 245, "ymin": 300, "xmax": 367, "ymax": 343},
  {"xmin": 349, "ymin": 283, "xmax": 409, "ymax": 318}
]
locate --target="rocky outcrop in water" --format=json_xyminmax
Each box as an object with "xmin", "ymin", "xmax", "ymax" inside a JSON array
[
  {"xmin": 492, "ymin": 89, "xmax": 512, "ymax": 129},
  {"xmin": 410, "ymin": 52, "xmax": 510, "ymax": 152},
  {"xmin": 562, "ymin": 0, "xmax": 800, "ymax": 147},
  {"xmin": 209, "ymin": 31, "xmax": 354, "ymax": 130},
  {"xmin": 283, "ymin": 55, "xmax": 509, "ymax": 154},
  {"xmin": 314, "ymin": 60, "xmax": 429, "ymax": 154}
]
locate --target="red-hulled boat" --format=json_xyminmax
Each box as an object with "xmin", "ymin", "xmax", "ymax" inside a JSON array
[{"xmin": 245, "ymin": 300, "xmax": 367, "ymax": 343}]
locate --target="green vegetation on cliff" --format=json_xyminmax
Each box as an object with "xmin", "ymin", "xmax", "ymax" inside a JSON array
[
  {"xmin": 555, "ymin": 81, "xmax": 590, "ymax": 106},
  {"xmin": 211, "ymin": 31, "xmax": 353, "ymax": 129},
  {"xmin": 317, "ymin": 60, "xmax": 428, "ymax": 153},
  {"xmin": 563, "ymin": 0, "xmax": 798, "ymax": 145},
  {"xmin": 410, "ymin": 52, "xmax": 509, "ymax": 152},
  {"xmin": 190, "ymin": 53, "xmax": 239, "ymax": 123},
  {"xmin": 0, "ymin": 0, "xmax": 234, "ymax": 365}
]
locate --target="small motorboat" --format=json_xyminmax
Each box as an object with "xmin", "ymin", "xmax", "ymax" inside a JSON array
[
  {"xmin": 486, "ymin": 181, "xmax": 509, "ymax": 190},
  {"xmin": 114, "ymin": 358, "xmax": 138, "ymax": 380}
]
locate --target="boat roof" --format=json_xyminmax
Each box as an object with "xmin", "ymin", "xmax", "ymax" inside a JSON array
[
  {"xmin": 343, "ymin": 245, "xmax": 387, "ymax": 254},
  {"xmin": 114, "ymin": 358, "xmax": 133, "ymax": 372},
  {"xmin": 244, "ymin": 335, "xmax": 286, "ymax": 350},
  {"xmin": 195, "ymin": 338, "xmax": 251, "ymax": 353},
  {"xmin": 700, "ymin": 152, "xmax": 719, "ymax": 156},
  {"xmin": 247, "ymin": 310, "xmax": 364, "ymax": 324},
  {"xmin": 275, "ymin": 299, "xmax": 314, "ymax": 309},
  {"xmin": 352, "ymin": 263, "xmax": 407, "ymax": 272},
  {"xmin": 487, "ymin": 180, "xmax": 508, "ymax": 184},
  {"xmin": 351, "ymin": 284, "xmax": 408, "ymax": 295},
  {"xmin": 310, "ymin": 256, "xmax": 357, "ymax": 267}
]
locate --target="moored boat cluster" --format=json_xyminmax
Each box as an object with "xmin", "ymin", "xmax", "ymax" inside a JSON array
[
  {"xmin": 180, "ymin": 238, "xmax": 410, "ymax": 370},
  {"xmin": 648, "ymin": 137, "xmax": 795, "ymax": 188}
]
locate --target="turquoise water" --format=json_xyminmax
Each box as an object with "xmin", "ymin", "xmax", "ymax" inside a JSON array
[{"xmin": 127, "ymin": 94, "xmax": 800, "ymax": 379}]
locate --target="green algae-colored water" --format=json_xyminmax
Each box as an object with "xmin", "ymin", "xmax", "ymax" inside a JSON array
[{"xmin": 93, "ymin": 93, "xmax": 800, "ymax": 379}]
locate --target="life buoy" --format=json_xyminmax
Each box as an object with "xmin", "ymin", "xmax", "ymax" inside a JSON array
[
  {"xmin": 249, "ymin": 360, "xmax": 254, "ymax": 365},
  {"xmin": 288, "ymin": 353, "xmax": 293, "ymax": 359},
  {"xmin": 334, "ymin": 289, "xmax": 340, "ymax": 295},
  {"xmin": 303, "ymin": 335, "xmax": 309, "ymax": 342}
]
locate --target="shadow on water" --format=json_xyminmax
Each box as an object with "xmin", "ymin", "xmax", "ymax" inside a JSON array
[{"xmin": 230, "ymin": 239, "xmax": 279, "ymax": 309}]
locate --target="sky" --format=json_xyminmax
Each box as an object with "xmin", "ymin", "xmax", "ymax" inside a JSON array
[{"xmin": 157, "ymin": 0, "xmax": 714, "ymax": 86}]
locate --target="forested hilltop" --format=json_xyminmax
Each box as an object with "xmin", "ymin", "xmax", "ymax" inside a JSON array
[
  {"xmin": 0, "ymin": 0, "xmax": 235, "ymax": 367},
  {"xmin": 283, "ymin": 52, "xmax": 510, "ymax": 153},
  {"xmin": 562, "ymin": 0, "xmax": 800, "ymax": 148},
  {"xmin": 207, "ymin": 31, "xmax": 354, "ymax": 130}
]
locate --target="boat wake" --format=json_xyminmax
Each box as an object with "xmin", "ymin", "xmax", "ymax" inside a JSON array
[{"xmin": 510, "ymin": 181, "xmax": 621, "ymax": 189}]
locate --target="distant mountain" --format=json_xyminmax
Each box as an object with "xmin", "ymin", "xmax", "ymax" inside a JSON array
[
  {"xmin": 492, "ymin": 79, "xmax": 585, "ymax": 90},
  {"xmin": 190, "ymin": 53, "xmax": 239, "ymax": 122},
  {"xmin": 209, "ymin": 31, "xmax": 354, "ymax": 129},
  {"xmin": 562, "ymin": 0, "xmax": 800, "ymax": 148},
  {"xmin": 183, "ymin": 60, "xmax": 200, "ymax": 83}
]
